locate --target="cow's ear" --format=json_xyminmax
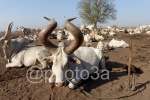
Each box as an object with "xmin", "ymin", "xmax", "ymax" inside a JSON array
[
  {"xmin": 69, "ymin": 57, "xmax": 81, "ymax": 64},
  {"xmin": 43, "ymin": 56, "xmax": 54, "ymax": 62}
]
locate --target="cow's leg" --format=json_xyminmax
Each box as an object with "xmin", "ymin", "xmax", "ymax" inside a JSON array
[
  {"xmin": 68, "ymin": 67, "xmax": 87, "ymax": 89},
  {"xmin": 100, "ymin": 56, "xmax": 106, "ymax": 69},
  {"xmin": 6, "ymin": 61, "xmax": 22, "ymax": 68},
  {"xmin": 68, "ymin": 78, "xmax": 82, "ymax": 89},
  {"xmin": 37, "ymin": 55, "xmax": 47, "ymax": 69},
  {"xmin": 39, "ymin": 62, "xmax": 47, "ymax": 69}
]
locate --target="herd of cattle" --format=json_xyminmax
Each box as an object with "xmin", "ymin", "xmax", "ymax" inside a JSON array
[{"xmin": 0, "ymin": 17, "xmax": 150, "ymax": 89}]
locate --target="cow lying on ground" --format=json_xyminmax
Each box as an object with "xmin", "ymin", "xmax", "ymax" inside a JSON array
[
  {"xmin": 97, "ymin": 41, "xmax": 110, "ymax": 51},
  {"xmin": 108, "ymin": 38, "xmax": 129, "ymax": 48},
  {"xmin": 0, "ymin": 22, "xmax": 51, "ymax": 69},
  {"xmin": 38, "ymin": 17, "xmax": 106, "ymax": 89}
]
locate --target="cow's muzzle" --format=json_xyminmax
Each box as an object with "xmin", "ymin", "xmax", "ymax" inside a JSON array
[{"xmin": 55, "ymin": 83, "xmax": 64, "ymax": 87}]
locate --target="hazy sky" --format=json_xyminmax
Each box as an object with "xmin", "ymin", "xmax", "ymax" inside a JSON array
[{"xmin": 0, "ymin": 0, "xmax": 150, "ymax": 31}]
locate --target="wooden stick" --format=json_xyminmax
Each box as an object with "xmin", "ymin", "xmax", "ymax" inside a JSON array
[
  {"xmin": 131, "ymin": 73, "xmax": 136, "ymax": 91},
  {"xmin": 128, "ymin": 43, "xmax": 132, "ymax": 90}
]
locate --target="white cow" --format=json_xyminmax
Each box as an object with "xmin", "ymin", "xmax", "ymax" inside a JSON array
[
  {"xmin": 86, "ymin": 24, "xmax": 94, "ymax": 31},
  {"xmin": 94, "ymin": 34, "xmax": 104, "ymax": 41},
  {"xmin": 129, "ymin": 32, "xmax": 135, "ymax": 35},
  {"xmin": 109, "ymin": 31, "xmax": 116, "ymax": 36},
  {"xmin": 138, "ymin": 25, "xmax": 149, "ymax": 31},
  {"xmin": 134, "ymin": 29, "xmax": 142, "ymax": 34},
  {"xmin": 146, "ymin": 31, "xmax": 150, "ymax": 35},
  {"xmin": 97, "ymin": 41, "xmax": 110, "ymax": 51},
  {"xmin": 0, "ymin": 22, "xmax": 52, "ymax": 69},
  {"xmin": 66, "ymin": 31, "xmax": 74, "ymax": 41},
  {"xmin": 89, "ymin": 29, "xmax": 104, "ymax": 42},
  {"xmin": 20, "ymin": 26, "xmax": 31, "ymax": 36},
  {"xmin": 106, "ymin": 25, "xmax": 117, "ymax": 32},
  {"xmin": 39, "ymin": 17, "xmax": 106, "ymax": 89},
  {"xmin": 101, "ymin": 29, "xmax": 109, "ymax": 35},
  {"xmin": 109, "ymin": 38, "xmax": 129, "ymax": 48},
  {"xmin": 84, "ymin": 34, "xmax": 92, "ymax": 47},
  {"xmin": 57, "ymin": 30, "xmax": 65, "ymax": 41},
  {"xmin": 84, "ymin": 34, "xmax": 92, "ymax": 42},
  {"xmin": 80, "ymin": 25, "xmax": 86, "ymax": 33},
  {"xmin": 97, "ymin": 41, "xmax": 103, "ymax": 50},
  {"xmin": 80, "ymin": 24, "xmax": 95, "ymax": 31}
]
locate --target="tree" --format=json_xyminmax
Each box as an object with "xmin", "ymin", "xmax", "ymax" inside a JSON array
[{"xmin": 77, "ymin": 0, "xmax": 117, "ymax": 28}]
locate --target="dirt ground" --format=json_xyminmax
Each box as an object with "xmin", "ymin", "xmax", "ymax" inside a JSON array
[{"xmin": 0, "ymin": 32, "xmax": 150, "ymax": 100}]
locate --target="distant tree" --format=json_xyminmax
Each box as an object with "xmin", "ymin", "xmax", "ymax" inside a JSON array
[{"xmin": 77, "ymin": 0, "xmax": 117, "ymax": 28}]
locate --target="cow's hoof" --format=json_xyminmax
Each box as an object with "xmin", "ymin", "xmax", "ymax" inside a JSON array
[
  {"xmin": 6, "ymin": 65, "xmax": 10, "ymax": 68},
  {"xmin": 68, "ymin": 83, "xmax": 76, "ymax": 89}
]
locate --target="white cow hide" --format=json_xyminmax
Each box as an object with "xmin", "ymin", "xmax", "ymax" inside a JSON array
[{"xmin": 109, "ymin": 38, "xmax": 129, "ymax": 48}]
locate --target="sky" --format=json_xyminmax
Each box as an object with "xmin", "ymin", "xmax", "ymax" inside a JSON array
[{"xmin": 0, "ymin": 0, "xmax": 150, "ymax": 31}]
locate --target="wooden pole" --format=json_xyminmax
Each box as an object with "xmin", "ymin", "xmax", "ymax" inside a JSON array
[{"xmin": 128, "ymin": 43, "xmax": 132, "ymax": 90}]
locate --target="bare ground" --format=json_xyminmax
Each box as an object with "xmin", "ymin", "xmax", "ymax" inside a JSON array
[{"xmin": 0, "ymin": 32, "xmax": 150, "ymax": 100}]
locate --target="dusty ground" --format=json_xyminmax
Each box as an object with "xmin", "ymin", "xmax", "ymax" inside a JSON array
[{"xmin": 0, "ymin": 32, "xmax": 150, "ymax": 100}]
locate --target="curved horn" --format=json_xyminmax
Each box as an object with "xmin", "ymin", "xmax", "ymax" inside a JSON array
[
  {"xmin": 64, "ymin": 17, "xmax": 83, "ymax": 55},
  {"xmin": 38, "ymin": 17, "xmax": 58, "ymax": 54},
  {"xmin": 0, "ymin": 22, "xmax": 13, "ymax": 41}
]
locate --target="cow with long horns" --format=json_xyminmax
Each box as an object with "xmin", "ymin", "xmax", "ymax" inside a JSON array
[
  {"xmin": 0, "ymin": 22, "xmax": 52, "ymax": 69},
  {"xmin": 39, "ymin": 17, "xmax": 106, "ymax": 89}
]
